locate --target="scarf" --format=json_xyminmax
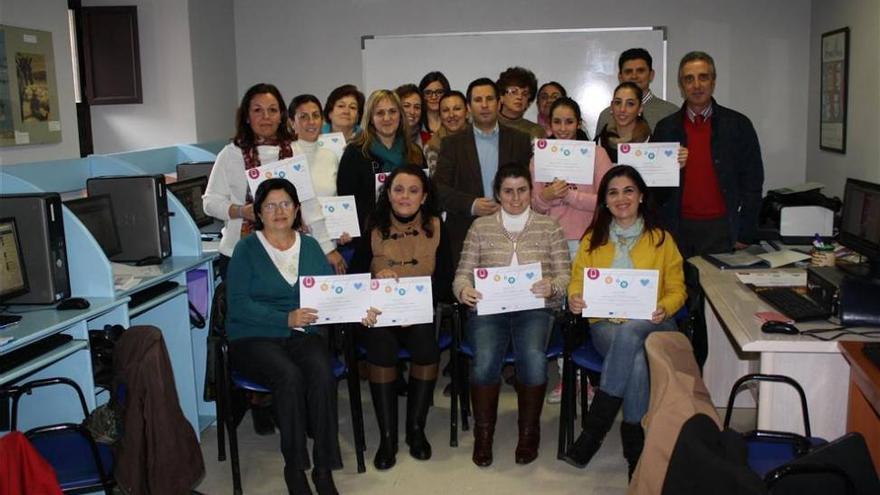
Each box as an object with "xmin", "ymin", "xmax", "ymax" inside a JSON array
[
  {"xmin": 597, "ymin": 119, "xmax": 651, "ymax": 162},
  {"xmin": 239, "ymin": 136, "xmax": 293, "ymax": 236},
  {"xmin": 369, "ymin": 136, "xmax": 406, "ymax": 172},
  {"xmin": 608, "ymin": 217, "xmax": 644, "ymax": 269}
]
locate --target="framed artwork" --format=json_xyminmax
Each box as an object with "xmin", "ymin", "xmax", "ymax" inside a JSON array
[
  {"xmin": 819, "ymin": 27, "xmax": 849, "ymax": 153},
  {"xmin": 0, "ymin": 24, "xmax": 62, "ymax": 147}
]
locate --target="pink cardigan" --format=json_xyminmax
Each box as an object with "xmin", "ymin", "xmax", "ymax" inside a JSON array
[{"xmin": 530, "ymin": 146, "xmax": 614, "ymax": 240}]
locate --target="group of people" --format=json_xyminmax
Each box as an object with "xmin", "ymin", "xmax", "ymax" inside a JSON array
[{"xmin": 202, "ymin": 46, "xmax": 764, "ymax": 494}]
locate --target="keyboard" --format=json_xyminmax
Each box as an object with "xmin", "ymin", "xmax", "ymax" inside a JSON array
[
  {"xmin": 755, "ymin": 287, "xmax": 831, "ymax": 322},
  {"xmin": 0, "ymin": 333, "xmax": 73, "ymax": 373},
  {"xmin": 128, "ymin": 280, "xmax": 180, "ymax": 308}
]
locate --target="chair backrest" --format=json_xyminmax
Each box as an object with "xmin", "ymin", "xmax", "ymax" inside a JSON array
[{"xmin": 9, "ymin": 377, "xmax": 91, "ymax": 429}]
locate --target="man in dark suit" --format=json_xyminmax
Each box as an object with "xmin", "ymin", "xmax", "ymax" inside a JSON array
[{"xmin": 434, "ymin": 78, "xmax": 533, "ymax": 268}]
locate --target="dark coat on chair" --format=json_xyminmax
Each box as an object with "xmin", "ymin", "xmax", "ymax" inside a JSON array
[{"xmin": 113, "ymin": 326, "xmax": 204, "ymax": 495}]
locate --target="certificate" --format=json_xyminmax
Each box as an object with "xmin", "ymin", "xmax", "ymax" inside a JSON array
[
  {"xmin": 299, "ymin": 273, "xmax": 370, "ymax": 325},
  {"xmin": 533, "ymin": 139, "xmax": 595, "ymax": 185},
  {"xmin": 616, "ymin": 142, "xmax": 679, "ymax": 187},
  {"xmin": 245, "ymin": 155, "xmax": 316, "ymax": 201},
  {"xmin": 582, "ymin": 268, "xmax": 658, "ymax": 320},
  {"xmin": 318, "ymin": 196, "xmax": 361, "ymax": 238},
  {"xmin": 374, "ymin": 172, "xmax": 390, "ymax": 200},
  {"xmin": 317, "ymin": 132, "xmax": 346, "ymax": 161},
  {"xmin": 370, "ymin": 276, "xmax": 434, "ymax": 327},
  {"xmin": 473, "ymin": 262, "xmax": 544, "ymax": 316}
]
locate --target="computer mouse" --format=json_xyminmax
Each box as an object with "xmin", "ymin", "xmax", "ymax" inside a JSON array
[
  {"xmin": 135, "ymin": 256, "xmax": 163, "ymax": 266},
  {"xmin": 56, "ymin": 297, "xmax": 91, "ymax": 311},
  {"xmin": 761, "ymin": 320, "xmax": 799, "ymax": 335}
]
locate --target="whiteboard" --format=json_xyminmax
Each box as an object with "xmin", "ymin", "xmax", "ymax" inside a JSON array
[{"xmin": 362, "ymin": 28, "xmax": 667, "ymax": 134}]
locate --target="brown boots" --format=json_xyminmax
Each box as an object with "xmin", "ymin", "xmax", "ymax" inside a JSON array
[
  {"xmin": 470, "ymin": 382, "xmax": 547, "ymax": 466},
  {"xmin": 470, "ymin": 382, "xmax": 500, "ymax": 467}
]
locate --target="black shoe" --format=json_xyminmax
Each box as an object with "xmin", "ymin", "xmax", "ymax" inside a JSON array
[
  {"xmin": 252, "ymin": 404, "xmax": 276, "ymax": 436},
  {"xmin": 620, "ymin": 421, "xmax": 645, "ymax": 481},
  {"xmin": 562, "ymin": 389, "xmax": 623, "ymax": 469},
  {"xmin": 405, "ymin": 377, "xmax": 436, "ymax": 460},
  {"xmin": 284, "ymin": 465, "xmax": 312, "ymax": 495},
  {"xmin": 370, "ymin": 381, "xmax": 398, "ymax": 470},
  {"xmin": 311, "ymin": 468, "xmax": 339, "ymax": 495}
]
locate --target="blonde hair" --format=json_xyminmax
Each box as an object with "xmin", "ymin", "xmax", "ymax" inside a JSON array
[{"xmin": 353, "ymin": 89, "xmax": 424, "ymax": 165}]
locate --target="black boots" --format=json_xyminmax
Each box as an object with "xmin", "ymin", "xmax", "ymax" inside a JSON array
[
  {"xmin": 405, "ymin": 377, "xmax": 436, "ymax": 460},
  {"xmin": 369, "ymin": 381, "xmax": 398, "ymax": 470},
  {"xmin": 514, "ymin": 382, "xmax": 547, "ymax": 464},
  {"xmin": 310, "ymin": 468, "xmax": 339, "ymax": 495},
  {"xmin": 470, "ymin": 382, "xmax": 501, "ymax": 467},
  {"xmin": 620, "ymin": 421, "xmax": 645, "ymax": 480},
  {"xmin": 563, "ymin": 389, "xmax": 623, "ymax": 468}
]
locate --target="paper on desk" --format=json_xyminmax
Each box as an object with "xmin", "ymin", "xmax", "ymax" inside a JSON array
[
  {"xmin": 735, "ymin": 271, "xmax": 807, "ymax": 287},
  {"xmin": 756, "ymin": 250, "xmax": 811, "ymax": 268},
  {"xmin": 0, "ymin": 336, "xmax": 15, "ymax": 346},
  {"xmin": 111, "ymin": 262, "xmax": 164, "ymax": 277}
]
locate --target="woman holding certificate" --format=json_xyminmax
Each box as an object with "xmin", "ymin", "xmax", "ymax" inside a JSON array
[
  {"xmin": 563, "ymin": 165, "xmax": 686, "ymax": 478},
  {"xmin": 453, "ymin": 164, "xmax": 570, "ymax": 467},
  {"xmin": 358, "ymin": 165, "xmax": 454, "ymax": 470},
  {"xmin": 226, "ymin": 178, "xmax": 342, "ymax": 495},
  {"xmin": 337, "ymin": 89, "xmax": 425, "ymax": 274}
]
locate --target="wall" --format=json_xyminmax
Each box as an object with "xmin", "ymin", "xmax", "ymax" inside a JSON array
[
  {"xmin": 188, "ymin": 0, "xmax": 237, "ymax": 144},
  {"xmin": 806, "ymin": 0, "xmax": 880, "ymax": 198},
  {"xmin": 0, "ymin": 0, "xmax": 80, "ymax": 165},
  {"xmin": 233, "ymin": 0, "xmax": 812, "ymax": 191}
]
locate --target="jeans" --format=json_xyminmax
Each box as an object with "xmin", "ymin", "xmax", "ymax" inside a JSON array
[
  {"xmin": 466, "ymin": 308, "xmax": 554, "ymax": 386},
  {"xmin": 590, "ymin": 318, "xmax": 677, "ymax": 423}
]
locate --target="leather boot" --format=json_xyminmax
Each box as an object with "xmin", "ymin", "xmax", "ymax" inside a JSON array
[
  {"xmin": 514, "ymin": 382, "xmax": 546, "ymax": 464},
  {"xmin": 470, "ymin": 382, "xmax": 501, "ymax": 467},
  {"xmin": 562, "ymin": 389, "xmax": 623, "ymax": 468},
  {"xmin": 620, "ymin": 421, "xmax": 645, "ymax": 481},
  {"xmin": 405, "ymin": 377, "xmax": 435, "ymax": 460},
  {"xmin": 369, "ymin": 381, "xmax": 398, "ymax": 470}
]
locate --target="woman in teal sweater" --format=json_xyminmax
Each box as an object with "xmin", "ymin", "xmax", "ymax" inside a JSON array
[{"xmin": 226, "ymin": 178, "xmax": 341, "ymax": 495}]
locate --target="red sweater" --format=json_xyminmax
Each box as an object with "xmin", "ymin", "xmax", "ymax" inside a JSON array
[{"xmin": 681, "ymin": 115, "xmax": 726, "ymax": 219}]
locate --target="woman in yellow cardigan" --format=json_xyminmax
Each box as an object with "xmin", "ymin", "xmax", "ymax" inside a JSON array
[{"xmin": 562, "ymin": 165, "xmax": 686, "ymax": 478}]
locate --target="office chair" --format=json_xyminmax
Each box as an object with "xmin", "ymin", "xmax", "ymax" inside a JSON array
[{"xmin": 7, "ymin": 377, "xmax": 114, "ymax": 494}]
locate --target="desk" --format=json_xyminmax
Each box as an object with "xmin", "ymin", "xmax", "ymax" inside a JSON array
[
  {"xmin": 839, "ymin": 342, "xmax": 880, "ymax": 473},
  {"xmin": 694, "ymin": 257, "xmax": 878, "ymax": 440}
]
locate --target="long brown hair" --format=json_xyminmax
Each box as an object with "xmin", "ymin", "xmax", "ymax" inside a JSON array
[
  {"xmin": 351, "ymin": 89, "xmax": 423, "ymax": 165},
  {"xmin": 584, "ymin": 165, "xmax": 666, "ymax": 252},
  {"xmin": 233, "ymin": 83, "xmax": 293, "ymax": 149}
]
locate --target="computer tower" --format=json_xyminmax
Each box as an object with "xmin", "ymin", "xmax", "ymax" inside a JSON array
[
  {"xmin": 86, "ymin": 175, "xmax": 172, "ymax": 262},
  {"xmin": 0, "ymin": 193, "xmax": 71, "ymax": 304}
]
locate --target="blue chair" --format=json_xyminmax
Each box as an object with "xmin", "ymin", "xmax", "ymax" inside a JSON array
[{"xmin": 7, "ymin": 377, "xmax": 114, "ymax": 494}]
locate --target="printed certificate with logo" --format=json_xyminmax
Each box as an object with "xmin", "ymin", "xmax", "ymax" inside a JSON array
[
  {"xmin": 318, "ymin": 196, "xmax": 360, "ymax": 238},
  {"xmin": 616, "ymin": 142, "xmax": 680, "ymax": 187},
  {"xmin": 245, "ymin": 155, "xmax": 316, "ymax": 201},
  {"xmin": 582, "ymin": 268, "xmax": 659, "ymax": 320},
  {"xmin": 370, "ymin": 276, "xmax": 434, "ymax": 327},
  {"xmin": 533, "ymin": 139, "xmax": 595, "ymax": 184},
  {"xmin": 299, "ymin": 273, "xmax": 371, "ymax": 324},
  {"xmin": 317, "ymin": 132, "xmax": 346, "ymax": 161},
  {"xmin": 473, "ymin": 262, "xmax": 544, "ymax": 316}
]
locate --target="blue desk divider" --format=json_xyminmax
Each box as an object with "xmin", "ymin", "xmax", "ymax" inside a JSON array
[
  {"xmin": 189, "ymin": 139, "xmax": 227, "ymax": 156},
  {"xmin": 104, "ymin": 144, "xmax": 217, "ymax": 176}
]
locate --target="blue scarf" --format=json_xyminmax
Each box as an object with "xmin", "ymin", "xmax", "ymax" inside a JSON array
[
  {"xmin": 369, "ymin": 136, "xmax": 406, "ymax": 173},
  {"xmin": 608, "ymin": 217, "xmax": 644, "ymax": 269}
]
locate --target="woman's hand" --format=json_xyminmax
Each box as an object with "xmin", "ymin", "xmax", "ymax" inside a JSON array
[
  {"xmin": 568, "ymin": 292, "xmax": 586, "ymax": 315},
  {"xmin": 327, "ymin": 250, "xmax": 347, "ymax": 274},
  {"xmin": 375, "ymin": 269, "xmax": 399, "ymax": 281},
  {"xmin": 240, "ymin": 203, "xmax": 256, "ymax": 222},
  {"xmin": 541, "ymin": 179, "xmax": 569, "ymax": 201},
  {"xmin": 338, "ymin": 232, "xmax": 352, "ymax": 245},
  {"xmin": 460, "ymin": 287, "xmax": 483, "ymax": 307},
  {"xmin": 530, "ymin": 278, "xmax": 556, "ymax": 299},
  {"xmin": 677, "ymin": 147, "xmax": 689, "ymax": 168},
  {"xmin": 361, "ymin": 307, "xmax": 382, "ymax": 327},
  {"xmin": 289, "ymin": 307, "xmax": 318, "ymax": 328},
  {"xmin": 650, "ymin": 307, "xmax": 667, "ymax": 324}
]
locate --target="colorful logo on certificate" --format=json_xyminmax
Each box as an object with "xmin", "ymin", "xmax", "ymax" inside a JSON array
[
  {"xmin": 586, "ymin": 268, "xmax": 600, "ymax": 280},
  {"xmin": 476, "ymin": 268, "xmax": 488, "ymax": 279},
  {"xmin": 620, "ymin": 144, "xmax": 631, "ymax": 154},
  {"xmin": 302, "ymin": 276, "xmax": 315, "ymax": 288}
]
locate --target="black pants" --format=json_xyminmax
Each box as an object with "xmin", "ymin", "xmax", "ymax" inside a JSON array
[
  {"xmin": 358, "ymin": 323, "xmax": 439, "ymax": 367},
  {"xmin": 229, "ymin": 334, "xmax": 343, "ymax": 470}
]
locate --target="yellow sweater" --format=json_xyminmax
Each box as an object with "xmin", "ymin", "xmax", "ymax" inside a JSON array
[{"xmin": 568, "ymin": 229, "xmax": 686, "ymax": 317}]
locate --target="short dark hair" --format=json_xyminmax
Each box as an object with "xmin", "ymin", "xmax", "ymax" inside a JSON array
[
  {"xmin": 584, "ymin": 165, "xmax": 665, "ymax": 252},
  {"xmin": 418, "ymin": 71, "xmax": 451, "ymax": 94},
  {"xmin": 466, "ymin": 78, "xmax": 498, "ymax": 102},
  {"xmin": 492, "ymin": 162, "xmax": 532, "ymax": 202},
  {"xmin": 288, "ymin": 94, "xmax": 323, "ymax": 119},
  {"xmin": 234, "ymin": 83, "xmax": 293, "ymax": 149},
  {"xmin": 368, "ymin": 164, "xmax": 440, "ymax": 239},
  {"xmin": 496, "ymin": 66, "xmax": 538, "ymax": 104},
  {"xmin": 323, "ymin": 84, "xmax": 365, "ymax": 122},
  {"xmin": 538, "ymin": 81, "xmax": 567, "ymax": 98},
  {"xmin": 439, "ymin": 90, "xmax": 467, "ymax": 108},
  {"xmin": 549, "ymin": 97, "xmax": 582, "ymax": 125},
  {"xmin": 678, "ymin": 51, "xmax": 717, "ymax": 82},
  {"xmin": 253, "ymin": 178, "xmax": 302, "ymax": 231},
  {"xmin": 619, "ymin": 48, "xmax": 653, "ymax": 71}
]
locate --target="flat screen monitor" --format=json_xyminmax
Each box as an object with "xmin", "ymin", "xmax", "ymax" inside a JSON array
[
  {"xmin": 839, "ymin": 178, "xmax": 880, "ymax": 279},
  {"xmin": 176, "ymin": 162, "xmax": 214, "ymax": 181},
  {"xmin": 65, "ymin": 195, "xmax": 123, "ymax": 258},
  {"xmin": 0, "ymin": 217, "xmax": 29, "ymax": 303},
  {"xmin": 167, "ymin": 176, "xmax": 212, "ymax": 227}
]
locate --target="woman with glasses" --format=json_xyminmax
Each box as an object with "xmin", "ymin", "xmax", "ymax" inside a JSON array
[
  {"xmin": 418, "ymin": 71, "xmax": 450, "ymax": 139},
  {"xmin": 496, "ymin": 66, "xmax": 545, "ymax": 140},
  {"xmin": 226, "ymin": 178, "xmax": 342, "ymax": 495}
]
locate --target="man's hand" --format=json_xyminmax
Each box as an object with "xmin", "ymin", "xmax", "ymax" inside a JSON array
[{"xmin": 472, "ymin": 198, "xmax": 500, "ymax": 217}]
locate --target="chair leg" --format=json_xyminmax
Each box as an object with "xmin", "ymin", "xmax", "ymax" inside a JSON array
[
  {"xmin": 215, "ymin": 364, "xmax": 227, "ymax": 462},
  {"xmin": 459, "ymin": 358, "xmax": 471, "ymax": 432},
  {"xmin": 225, "ymin": 386, "xmax": 243, "ymax": 494},
  {"xmin": 557, "ymin": 355, "xmax": 574, "ymax": 459},
  {"xmin": 343, "ymin": 324, "xmax": 367, "ymax": 473},
  {"xmin": 449, "ymin": 345, "xmax": 459, "ymax": 448}
]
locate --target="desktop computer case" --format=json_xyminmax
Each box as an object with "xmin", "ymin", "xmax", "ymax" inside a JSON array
[
  {"xmin": 87, "ymin": 175, "xmax": 172, "ymax": 262},
  {"xmin": 0, "ymin": 193, "xmax": 72, "ymax": 304}
]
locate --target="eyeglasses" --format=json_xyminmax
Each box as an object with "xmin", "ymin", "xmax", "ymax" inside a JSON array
[
  {"xmin": 504, "ymin": 88, "xmax": 530, "ymax": 99},
  {"xmin": 262, "ymin": 201, "xmax": 294, "ymax": 212},
  {"xmin": 423, "ymin": 89, "xmax": 445, "ymax": 98},
  {"xmin": 538, "ymin": 92, "xmax": 562, "ymax": 102}
]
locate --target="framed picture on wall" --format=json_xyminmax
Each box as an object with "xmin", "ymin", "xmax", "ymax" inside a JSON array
[{"xmin": 819, "ymin": 27, "xmax": 849, "ymax": 153}]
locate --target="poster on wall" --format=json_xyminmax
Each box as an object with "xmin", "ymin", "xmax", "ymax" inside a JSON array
[
  {"xmin": 819, "ymin": 27, "xmax": 848, "ymax": 154},
  {"xmin": 0, "ymin": 25, "xmax": 62, "ymax": 148}
]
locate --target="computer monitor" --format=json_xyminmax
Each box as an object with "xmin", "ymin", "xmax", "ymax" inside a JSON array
[
  {"xmin": 0, "ymin": 217, "xmax": 29, "ymax": 303},
  {"xmin": 839, "ymin": 178, "xmax": 880, "ymax": 280},
  {"xmin": 167, "ymin": 176, "xmax": 212, "ymax": 227},
  {"xmin": 176, "ymin": 161, "xmax": 214, "ymax": 181},
  {"xmin": 64, "ymin": 195, "xmax": 123, "ymax": 258}
]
